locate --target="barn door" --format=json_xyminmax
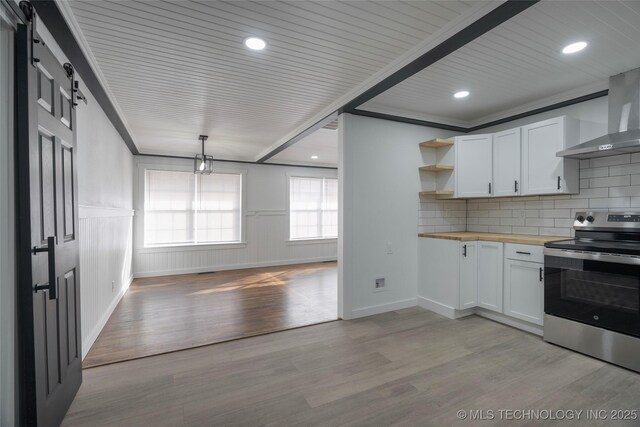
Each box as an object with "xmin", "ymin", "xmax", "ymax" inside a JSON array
[{"xmin": 16, "ymin": 4, "xmax": 82, "ymax": 426}]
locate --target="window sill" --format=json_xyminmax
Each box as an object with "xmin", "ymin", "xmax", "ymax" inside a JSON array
[
  {"xmin": 138, "ymin": 242, "xmax": 247, "ymax": 253},
  {"xmin": 286, "ymin": 238, "xmax": 338, "ymax": 246}
]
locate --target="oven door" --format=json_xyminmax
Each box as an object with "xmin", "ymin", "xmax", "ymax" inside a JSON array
[{"xmin": 544, "ymin": 248, "xmax": 640, "ymax": 338}]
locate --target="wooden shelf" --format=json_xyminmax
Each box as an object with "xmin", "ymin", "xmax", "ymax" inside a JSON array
[
  {"xmin": 419, "ymin": 190, "xmax": 454, "ymax": 197},
  {"xmin": 419, "ymin": 138, "xmax": 454, "ymax": 148},
  {"xmin": 420, "ymin": 164, "xmax": 454, "ymax": 172}
]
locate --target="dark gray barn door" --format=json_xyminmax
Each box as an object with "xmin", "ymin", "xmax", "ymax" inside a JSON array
[{"xmin": 16, "ymin": 9, "xmax": 82, "ymax": 427}]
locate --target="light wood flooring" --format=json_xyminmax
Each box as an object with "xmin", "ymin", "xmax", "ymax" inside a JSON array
[
  {"xmin": 83, "ymin": 262, "xmax": 338, "ymax": 368},
  {"xmin": 65, "ymin": 307, "xmax": 640, "ymax": 426}
]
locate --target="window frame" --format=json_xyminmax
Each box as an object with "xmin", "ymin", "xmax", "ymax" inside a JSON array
[
  {"xmin": 136, "ymin": 162, "xmax": 247, "ymax": 251},
  {"xmin": 286, "ymin": 173, "xmax": 338, "ymax": 243}
]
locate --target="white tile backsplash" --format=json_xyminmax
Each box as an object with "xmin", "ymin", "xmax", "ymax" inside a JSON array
[{"xmin": 418, "ymin": 153, "xmax": 640, "ymax": 236}]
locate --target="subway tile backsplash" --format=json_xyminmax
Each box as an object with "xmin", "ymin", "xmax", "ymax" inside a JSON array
[
  {"xmin": 419, "ymin": 153, "xmax": 640, "ymax": 236},
  {"xmin": 418, "ymin": 199, "xmax": 466, "ymax": 233}
]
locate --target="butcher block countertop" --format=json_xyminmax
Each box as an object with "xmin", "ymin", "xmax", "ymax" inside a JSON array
[{"xmin": 418, "ymin": 232, "xmax": 568, "ymax": 246}]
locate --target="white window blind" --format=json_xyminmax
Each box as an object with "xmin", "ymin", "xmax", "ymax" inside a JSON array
[
  {"xmin": 144, "ymin": 170, "xmax": 242, "ymax": 246},
  {"xmin": 289, "ymin": 176, "xmax": 338, "ymax": 240}
]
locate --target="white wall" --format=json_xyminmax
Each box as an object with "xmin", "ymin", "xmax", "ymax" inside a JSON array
[
  {"xmin": 132, "ymin": 156, "xmax": 338, "ymax": 277},
  {"xmin": 339, "ymin": 113, "xmax": 450, "ymax": 319},
  {"xmin": 0, "ymin": 14, "xmax": 16, "ymax": 427},
  {"xmin": 37, "ymin": 24, "xmax": 135, "ymax": 359}
]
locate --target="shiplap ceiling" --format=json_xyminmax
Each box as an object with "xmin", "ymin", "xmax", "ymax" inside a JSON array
[
  {"xmin": 268, "ymin": 128, "xmax": 338, "ymax": 167},
  {"xmin": 361, "ymin": 0, "xmax": 640, "ymax": 127},
  {"xmin": 66, "ymin": 0, "xmax": 478, "ymax": 160}
]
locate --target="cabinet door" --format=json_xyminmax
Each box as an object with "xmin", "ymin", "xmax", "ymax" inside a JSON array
[
  {"xmin": 493, "ymin": 128, "xmax": 521, "ymax": 196},
  {"xmin": 477, "ymin": 241, "xmax": 503, "ymax": 313},
  {"xmin": 455, "ymin": 134, "xmax": 493, "ymax": 198},
  {"xmin": 459, "ymin": 242, "xmax": 477, "ymax": 309},
  {"xmin": 504, "ymin": 260, "xmax": 544, "ymax": 325},
  {"xmin": 521, "ymin": 117, "xmax": 565, "ymax": 195}
]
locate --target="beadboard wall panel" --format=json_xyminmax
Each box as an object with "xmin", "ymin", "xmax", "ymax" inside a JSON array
[
  {"xmin": 79, "ymin": 208, "xmax": 133, "ymax": 359},
  {"xmin": 134, "ymin": 212, "xmax": 337, "ymax": 277}
]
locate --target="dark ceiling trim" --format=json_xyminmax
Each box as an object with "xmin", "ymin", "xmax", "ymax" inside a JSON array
[
  {"xmin": 351, "ymin": 90, "xmax": 609, "ymax": 135},
  {"xmin": 467, "ymin": 89, "xmax": 609, "ymax": 132},
  {"xmin": 31, "ymin": 0, "xmax": 139, "ymax": 154},
  {"xmin": 137, "ymin": 153, "xmax": 338, "ymax": 170},
  {"xmin": 257, "ymin": 0, "xmax": 539, "ymax": 163},
  {"xmin": 350, "ymin": 110, "xmax": 467, "ymax": 133},
  {"xmin": 256, "ymin": 113, "xmax": 336, "ymax": 163},
  {"xmin": 339, "ymin": 0, "xmax": 539, "ymax": 114}
]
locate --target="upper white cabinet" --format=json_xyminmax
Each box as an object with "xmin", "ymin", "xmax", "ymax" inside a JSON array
[
  {"xmin": 455, "ymin": 134, "xmax": 493, "ymax": 198},
  {"xmin": 476, "ymin": 241, "xmax": 503, "ymax": 313},
  {"xmin": 492, "ymin": 128, "xmax": 521, "ymax": 197},
  {"xmin": 521, "ymin": 116, "xmax": 579, "ymax": 195}
]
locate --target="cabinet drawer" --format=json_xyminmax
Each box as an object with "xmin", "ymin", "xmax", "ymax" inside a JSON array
[{"xmin": 504, "ymin": 243, "xmax": 543, "ymax": 263}]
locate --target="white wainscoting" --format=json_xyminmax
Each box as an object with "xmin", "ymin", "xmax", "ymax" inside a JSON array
[
  {"xmin": 79, "ymin": 205, "xmax": 133, "ymax": 359},
  {"xmin": 133, "ymin": 211, "xmax": 338, "ymax": 277}
]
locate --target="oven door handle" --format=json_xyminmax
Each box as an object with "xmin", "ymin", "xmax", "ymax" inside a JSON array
[{"xmin": 544, "ymin": 248, "xmax": 640, "ymax": 266}]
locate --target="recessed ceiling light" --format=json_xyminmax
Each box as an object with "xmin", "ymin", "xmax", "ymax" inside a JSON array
[
  {"xmin": 562, "ymin": 41, "xmax": 587, "ymax": 54},
  {"xmin": 311, "ymin": 155, "xmax": 319, "ymax": 159},
  {"xmin": 453, "ymin": 91, "xmax": 469, "ymax": 99},
  {"xmin": 244, "ymin": 37, "xmax": 266, "ymax": 51}
]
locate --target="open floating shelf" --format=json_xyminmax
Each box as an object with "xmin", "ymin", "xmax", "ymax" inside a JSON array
[
  {"xmin": 419, "ymin": 138, "xmax": 454, "ymax": 148},
  {"xmin": 420, "ymin": 164, "xmax": 454, "ymax": 172},
  {"xmin": 419, "ymin": 190, "xmax": 454, "ymax": 197}
]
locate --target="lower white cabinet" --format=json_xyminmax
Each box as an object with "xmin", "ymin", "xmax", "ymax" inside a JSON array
[
  {"xmin": 504, "ymin": 259, "xmax": 544, "ymax": 325},
  {"xmin": 477, "ymin": 241, "xmax": 503, "ymax": 313},
  {"xmin": 459, "ymin": 242, "xmax": 477, "ymax": 309},
  {"xmin": 420, "ymin": 238, "xmax": 545, "ymax": 331}
]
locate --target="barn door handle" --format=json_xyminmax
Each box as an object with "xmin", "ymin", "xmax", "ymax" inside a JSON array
[{"xmin": 33, "ymin": 236, "xmax": 56, "ymax": 300}]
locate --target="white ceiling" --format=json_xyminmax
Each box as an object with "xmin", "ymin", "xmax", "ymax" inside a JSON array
[
  {"xmin": 268, "ymin": 128, "xmax": 338, "ymax": 167},
  {"xmin": 361, "ymin": 0, "xmax": 640, "ymax": 127},
  {"xmin": 65, "ymin": 0, "xmax": 478, "ymax": 161}
]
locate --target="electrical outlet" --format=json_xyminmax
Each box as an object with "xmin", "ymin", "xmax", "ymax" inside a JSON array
[
  {"xmin": 374, "ymin": 277, "xmax": 386, "ymax": 292},
  {"xmin": 386, "ymin": 242, "xmax": 393, "ymax": 254}
]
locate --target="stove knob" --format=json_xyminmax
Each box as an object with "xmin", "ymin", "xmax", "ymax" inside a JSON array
[
  {"xmin": 576, "ymin": 215, "xmax": 585, "ymax": 223},
  {"xmin": 586, "ymin": 215, "xmax": 595, "ymax": 223}
]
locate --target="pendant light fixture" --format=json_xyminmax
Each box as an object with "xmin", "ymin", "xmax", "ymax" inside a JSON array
[{"xmin": 194, "ymin": 135, "xmax": 214, "ymax": 175}]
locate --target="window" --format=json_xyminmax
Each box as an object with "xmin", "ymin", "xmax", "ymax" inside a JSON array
[
  {"xmin": 144, "ymin": 170, "xmax": 242, "ymax": 246},
  {"xmin": 289, "ymin": 176, "xmax": 338, "ymax": 240}
]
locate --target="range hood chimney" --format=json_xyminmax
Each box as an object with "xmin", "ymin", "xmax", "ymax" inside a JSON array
[{"xmin": 557, "ymin": 67, "xmax": 640, "ymax": 159}]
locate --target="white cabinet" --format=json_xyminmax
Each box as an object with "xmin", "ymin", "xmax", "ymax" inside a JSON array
[
  {"xmin": 459, "ymin": 242, "xmax": 477, "ymax": 309},
  {"xmin": 521, "ymin": 116, "xmax": 579, "ymax": 195},
  {"xmin": 455, "ymin": 134, "xmax": 493, "ymax": 198},
  {"xmin": 492, "ymin": 128, "xmax": 521, "ymax": 196},
  {"xmin": 504, "ymin": 259, "xmax": 544, "ymax": 325},
  {"xmin": 476, "ymin": 241, "xmax": 503, "ymax": 313}
]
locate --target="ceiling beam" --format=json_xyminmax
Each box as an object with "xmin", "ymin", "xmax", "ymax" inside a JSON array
[
  {"xmin": 256, "ymin": 0, "xmax": 539, "ymax": 163},
  {"xmin": 350, "ymin": 90, "xmax": 609, "ymax": 135},
  {"xmin": 32, "ymin": 0, "xmax": 139, "ymax": 154}
]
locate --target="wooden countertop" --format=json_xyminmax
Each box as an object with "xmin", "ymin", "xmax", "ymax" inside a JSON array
[{"xmin": 418, "ymin": 232, "xmax": 568, "ymax": 246}]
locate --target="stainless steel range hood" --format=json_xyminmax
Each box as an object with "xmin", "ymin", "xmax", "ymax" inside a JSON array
[{"xmin": 558, "ymin": 68, "xmax": 640, "ymax": 159}]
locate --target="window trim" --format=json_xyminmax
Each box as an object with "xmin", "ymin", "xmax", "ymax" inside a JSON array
[
  {"xmin": 135, "ymin": 162, "xmax": 247, "ymax": 250},
  {"xmin": 286, "ymin": 173, "xmax": 338, "ymax": 242}
]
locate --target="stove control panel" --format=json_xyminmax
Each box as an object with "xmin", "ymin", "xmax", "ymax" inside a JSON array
[{"xmin": 574, "ymin": 211, "xmax": 640, "ymax": 229}]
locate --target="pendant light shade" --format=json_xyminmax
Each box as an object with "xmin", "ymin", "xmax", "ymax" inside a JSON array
[{"xmin": 194, "ymin": 135, "xmax": 214, "ymax": 175}]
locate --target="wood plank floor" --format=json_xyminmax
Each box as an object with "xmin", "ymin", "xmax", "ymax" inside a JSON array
[
  {"xmin": 83, "ymin": 262, "xmax": 338, "ymax": 368},
  {"xmin": 65, "ymin": 308, "xmax": 640, "ymax": 426}
]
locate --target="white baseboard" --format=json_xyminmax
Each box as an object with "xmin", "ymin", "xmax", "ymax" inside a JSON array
[
  {"xmin": 82, "ymin": 274, "xmax": 133, "ymax": 359},
  {"xmin": 350, "ymin": 298, "xmax": 417, "ymax": 319},
  {"xmin": 133, "ymin": 257, "xmax": 338, "ymax": 278},
  {"xmin": 475, "ymin": 308, "xmax": 543, "ymax": 336},
  {"xmin": 417, "ymin": 296, "xmax": 474, "ymax": 319}
]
